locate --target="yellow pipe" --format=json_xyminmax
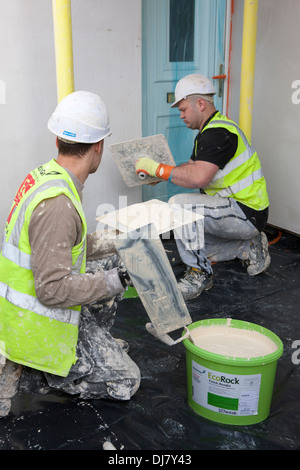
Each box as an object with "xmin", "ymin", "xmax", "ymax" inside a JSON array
[
  {"xmin": 52, "ymin": 0, "xmax": 74, "ymax": 102},
  {"xmin": 239, "ymin": 0, "xmax": 259, "ymax": 140}
]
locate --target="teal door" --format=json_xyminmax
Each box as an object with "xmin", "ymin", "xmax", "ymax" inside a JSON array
[{"xmin": 142, "ymin": 0, "xmax": 226, "ymax": 202}]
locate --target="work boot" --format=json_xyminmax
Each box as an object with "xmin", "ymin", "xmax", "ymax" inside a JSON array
[
  {"xmin": 247, "ymin": 232, "xmax": 271, "ymax": 276},
  {"xmin": 178, "ymin": 267, "xmax": 213, "ymax": 300},
  {"xmin": 114, "ymin": 338, "xmax": 130, "ymax": 353}
]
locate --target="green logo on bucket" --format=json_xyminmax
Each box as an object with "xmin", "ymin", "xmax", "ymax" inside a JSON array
[
  {"xmin": 191, "ymin": 361, "xmax": 262, "ymax": 418},
  {"xmin": 208, "ymin": 372, "xmax": 239, "ymax": 384}
]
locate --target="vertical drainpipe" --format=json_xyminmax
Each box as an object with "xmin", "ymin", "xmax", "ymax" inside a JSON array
[
  {"xmin": 52, "ymin": 0, "xmax": 74, "ymax": 103},
  {"xmin": 239, "ymin": 0, "xmax": 259, "ymax": 140}
]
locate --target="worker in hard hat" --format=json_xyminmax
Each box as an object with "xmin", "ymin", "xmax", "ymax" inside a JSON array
[
  {"xmin": 136, "ymin": 74, "xmax": 270, "ymax": 300},
  {"xmin": 0, "ymin": 91, "xmax": 140, "ymax": 416}
]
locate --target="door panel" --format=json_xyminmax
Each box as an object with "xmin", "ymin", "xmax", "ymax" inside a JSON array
[{"xmin": 142, "ymin": 0, "xmax": 226, "ymax": 202}]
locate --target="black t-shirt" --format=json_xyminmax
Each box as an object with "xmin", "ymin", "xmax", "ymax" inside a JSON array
[
  {"xmin": 191, "ymin": 112, "xmax": 238, "ymax": 168},
  {"xmin": 191, "ymin": 111, "xmax": 268, "ymax": 231}
]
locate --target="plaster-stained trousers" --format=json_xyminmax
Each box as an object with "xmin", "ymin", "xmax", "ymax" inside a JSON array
[
  {"xmin": 169, "ymin": 193, "xmax": 260, "ymax": 273},
  {"xmin": 0, "ymin": 254, "xmax": 141, "ymax": 416}
]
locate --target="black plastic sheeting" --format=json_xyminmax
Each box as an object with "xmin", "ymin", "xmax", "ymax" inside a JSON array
[{"xmin": 0, "ymin": 229, "xmax": 300, "ymax": 451}]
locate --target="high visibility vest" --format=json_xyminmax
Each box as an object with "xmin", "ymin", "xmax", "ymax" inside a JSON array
[
  {"xmin": 202, "ymin": 112, "xmax": 269, "ymax": 211},
  {"xmin": 0, "ymin": 159, "xmax": 87, "ymax": 377}
]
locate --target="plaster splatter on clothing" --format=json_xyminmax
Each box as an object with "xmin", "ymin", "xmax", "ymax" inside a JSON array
[{"xmin": 17, "ymin": 256, "xmax": 140, "ymax": 402}]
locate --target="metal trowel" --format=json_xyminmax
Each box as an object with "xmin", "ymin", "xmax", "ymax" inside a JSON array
[
  {"xmin": 115, "ymin": 223, "xmax": 192, "ymax": 341},
  {"xmin": 109, "ymin": 134, "xmax": 175, "ymax": 187}
]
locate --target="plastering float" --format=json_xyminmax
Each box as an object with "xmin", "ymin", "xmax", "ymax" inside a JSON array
[
  {"xmin": 109, "ymin": 134, "xmax": 175, "ymax": 187},
  {"xmin": 115, "ymin": 223, "xmax": 192, "ymax": 339}
]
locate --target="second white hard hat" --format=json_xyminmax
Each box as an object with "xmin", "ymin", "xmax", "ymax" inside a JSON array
[
  {"xmin": 48, "ymin": 90, "xmax": 111, "ymax": 143},
  {"xmin": 171, "ymin": 74, "xmax": 216, "ymax": 108}
]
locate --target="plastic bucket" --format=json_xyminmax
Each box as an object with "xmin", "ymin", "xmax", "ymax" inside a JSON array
[
  {"xmin": 183, "ymin": 318, "xmax": 283, "ymax": 425},
  {"xmin": 123, "ymin": 286, "xmax": 139, "ymax": 298}
]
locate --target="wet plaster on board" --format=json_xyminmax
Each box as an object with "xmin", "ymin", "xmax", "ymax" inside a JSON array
[
  {"xmin": 116, "ymin": 223, "xmax": 191, "ymax": 335},
  {"xmin": 109, "ymin": 134, "xmax": 175, "ymax": 187},
  {"xmin": 97, "ymin": 199, "xmax": 203, "ymax": 235}
]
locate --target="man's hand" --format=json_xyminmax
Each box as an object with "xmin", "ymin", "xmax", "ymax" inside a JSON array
[
  {"xmin": 135, "ymin": 157, "xmax": 174, "ymax": 181},
  {"xmin": 135, "ymin": 157, "xmax": 159, "ymax": 177}
]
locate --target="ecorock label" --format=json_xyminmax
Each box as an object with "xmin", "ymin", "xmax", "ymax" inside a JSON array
[{"xmin": 192, "ymin": 361, "xmax": 261, "ymax": 416}]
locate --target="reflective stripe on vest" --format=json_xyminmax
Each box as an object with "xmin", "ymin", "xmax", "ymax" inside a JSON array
[
  {"xmin": 2, "ymin": 242, "xmax": 31, "ymax": 270},
  {"xmin": 207, "ymin": 119, "xmax": 261, "ymax": 196},
  {"xmin": 1, "ymin": 177, "xmax": 86, "ymax": 324},
  {"xmin": 0, "ymin": 281, "xmax": 80, "ymax": 326},
  {"xmin": 202, "ymin": 115, "xmax": 269, "ymax": 210},
  {"xmin": 8, "ymin": 179, "xmax": 83, "ymax": 254},
  {"xmin": 0, "ymin": 160, "xmax": 87, "ymax": 376},
  {"xmin": 213, "ymin": 168, "xmax": 264, "ymax": 198}
]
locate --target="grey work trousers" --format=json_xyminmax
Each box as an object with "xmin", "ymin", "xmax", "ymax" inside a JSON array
[
  {"xmin": 169, "ymin": 193, "xmax": 259, "ymax": 275},
  {"xmin": 0, "ymin": 255, "xmax": 140, "ymax": 416}
]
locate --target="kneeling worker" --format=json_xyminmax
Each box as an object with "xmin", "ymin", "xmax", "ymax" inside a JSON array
[
  {"xmin": 136, "ymin": 74, "xmax": 270, "ymax": 300},
  {"xmin": 0, "ymin": 91, "xmax": 140, "ymax": 416}
]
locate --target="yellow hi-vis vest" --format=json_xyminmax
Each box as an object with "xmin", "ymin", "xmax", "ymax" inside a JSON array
[
  {"xmin": 202, "ymin": 112, "xmax": 269, "ymax": 211},
  {"xmin": 0, "ymin": 159, "xmax": 87, "ymax": 377}
]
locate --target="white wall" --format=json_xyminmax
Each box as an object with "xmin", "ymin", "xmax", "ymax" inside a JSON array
[
  {"xmin": 0, "ymin": 0, "xmax": 142, "ymax": 238},
  {"xmin": 252, "ymin": 0, "xmax": 300, "ymax": 235},
  {"xmin": 2, "ymin": 0, "xmax": 298, "ymax": 238},
  {"xmin": 228, "ymin": 0, "xmax": 300, "ymax": 235}
]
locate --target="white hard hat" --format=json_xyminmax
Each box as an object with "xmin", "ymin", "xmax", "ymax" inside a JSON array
[
  {"xmin": 48, "ymin": 91, "xmax": 111, "ymax": 143},
  {"xmin": 171, "ymin": 74, "xmax": 216, "ymax": 108}
]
